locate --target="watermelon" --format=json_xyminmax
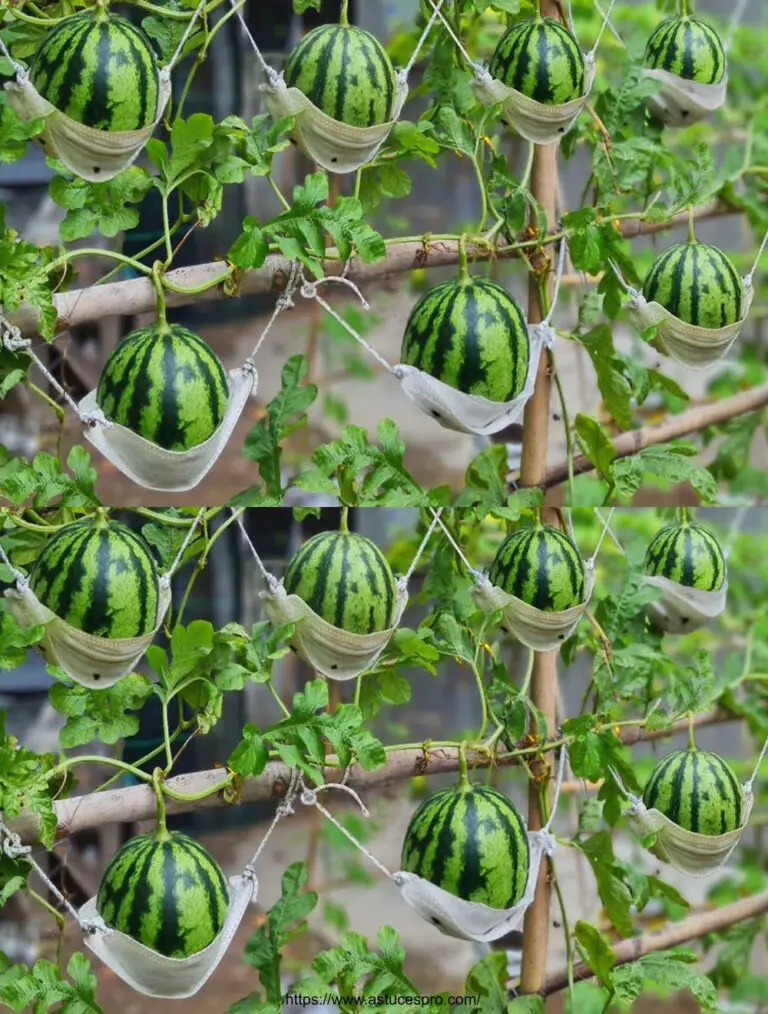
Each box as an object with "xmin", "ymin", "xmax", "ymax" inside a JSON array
[
  {"xmin": 645, "ymin": 520, "xmax": 726, "ymax": 592},
  {"xmin": 489, "ymin": 17, "xmax": 585, "ymax": 105},
  {"xmin": 97, "ymin": 831, "xmax": 229, "ymax": 957},
  {"xmin": 401, "ymin": 277, "xmax": 530, "ymax": 403},
  {"xmin": 29, "ymin": 10, "xmax": 160, "ymax": 132},
  {"xmin": 488, "ymin": 524, "xmax": 585, "ymax": 612},
  {"xmin": 643, "ymin": 749, "xmax": 743, "ymax": 836},
  {"xmin": 401, "ymin": 782, "xmax": 530, "ymax": 909},
  {"xmin": 644, "ymin": 16, "xmax": 726, "ymax": 85},
  {"xmin": 29, "ymin": 517, "xmax": 159, "ymax": 640},
  {"xmin": 96, "ymin": 324, "xmax": 229, "ymax": 452},
  {"xmin": 283, "ymin": 530, "xmax": 397, "ymax": 635},
  {"xmin": 642, "ymin": 242, "xmax": 743, "ymax": 329},
  {"xmin": 283, "ymin": 23, "xmax": 396, "ymax": 128}
]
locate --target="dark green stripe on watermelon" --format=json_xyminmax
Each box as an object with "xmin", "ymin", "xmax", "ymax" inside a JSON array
[
  {"xmin": 283, "ymin": 24, "xmax": 396, "ymax": 128},
  {"xmin": 401, "ymin": 277, "xmax": 530, "ymax": 402},
  {"xmin": 488, "ymin": 524, "xmax": 585, "ymax": 612},
  {"xmin": 401, "ymin": 783, "xmax": 529, "ymax": 909},
  {"xmin": 644, "ymin": 521, "xmax": 725, "ymax": 591},
  {"xmin": 283, "ymin": 530, "xmax": 397, "ymax": 635},
  {"xmin": 30, "ymin": 11, "xmax": 159, "ymax": 132},
  {"xmin": 643, "ymin": 749, "xmax": 742, "ymax": 835},
  {"xmin": 489, "ymin": 17, "xmax": 585, "ymax": 105},
  {"xmin": 644, "ymin": 16, "xmax": 726, "ymax": 85},
  {"xmin": 642, "ymin": 242, "xmax": 742, "ymax": 328},
  {"xmin": 29, "ymin": 518, "xmax": 159, "ymax": 639},
  {"xmin": 96, "ymin": 324, "xmax": 229, "ymax": 452},
  {"xmin": 97, "ymin": 831, "xmax": 229, "ymax": 957}
]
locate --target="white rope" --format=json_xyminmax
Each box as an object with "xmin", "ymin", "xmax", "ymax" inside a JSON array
[
  {"xmin": 400, "ymin": 0, "xmax": 448, "ymax": 80},
  {"xmin": 0, "ymin": 539, "xmax": 27, "ymax": 585},
  {"xmin": 0, "ymin": 817, "xmax": 109, "ymax": 935},
  {"xmin": 587, "ymin": 0, "xmax": 618, "ymax": 60},
  {"xmin": 532, "ymin": 239, "xmax": 569, "ymax": 347},
  {"xmin": 399, "ymin": 509, "xmax": 444, "ymax": 587},
  {"xmin": 744, "ymin": 226, "xmax": 768, "ymax": 291},
  {"xmin": 300, "ymin": 273, "xmax": 396, "ymax": 375},
  {"xmin": 430, "ymin": 509, "xmax": 484, "ymax": 581},
  {"xmin": 233, "ymin": 510, "xmax": 280, "ymax": 593},
  {"xmin": 593, "ymin": 508, "xmax": 625, "ymax": 556},
  {"xmin": 0, "ymin": 30, "xmax": 27, "ymax": 79},
  {"xmin": 587, "ymin": 506, "xmax": 615, "ymax": 566},
  {"xmin": 744, "ymin": 734, "xmax": 768, "ymax": 796},
  {"xmin": 723, "ymin": 505, "xmax": 748, "ymax": 560},
  {"xmin": 230, "ymin": 0, "xmax": 281, "ymax": 87},
  {"xmin": 608, "ymin": 259, "xmax": 641, "ymax": 303},
  {"xmin": 591, "ymin": 0, "xmax": 625, "ymax": 49},
  {"xmin": 564, "ymin": 508, "xmax": 576, "ymax": 545},
  {"xmin": 247, "ymin": 261, "xmax": 301, "ymax": 364},
  {"xmin": 1, "ymin": 321, "xmax": 110, "ymax": 428},
  {"xmin": 724, "ymin": 0, "xmax": 750, "ymax": 52},
  {"xmin": 543, "ymin": 746, "xmax": 567, "ymax": 834},
  {"xmin": 244, "ymin": 769, "xmax": 302, "ymax": 877},
  {"xmin": 161, "ymin": 0, "xmax": 208, "ymax": 77},
  {"xmin": 160, "ymin": 507, "xmax": 206, "ymax": 586},
  {"xmin": 425, "ymin": 0, "xmax": 484, "ymax": 75}
]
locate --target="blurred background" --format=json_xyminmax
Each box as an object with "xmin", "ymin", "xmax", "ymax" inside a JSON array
[
  {"xmin": 2, "ymin": 0, "xmax": 768, "ymax": 506},
  {"xmin": 2, "ymin": 505, "xmax": 767, "ymax": 1012}
]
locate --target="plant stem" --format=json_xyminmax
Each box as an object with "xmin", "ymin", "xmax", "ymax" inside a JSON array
[
  {"xmin": 340, "ymin": 505, "xmax": 350, "ymax": 532},
  {"xmin": 152, "ymin": 769, "xmax": 170, "ymax": 840},
  {"xmin": 46, "ymin": 755, "xmax": 153, "ymax": 784},
  {"xmin": 458, "ymin": 234, "xmax": 471, "ymax": 284},
  {"xmin": 267, "ymin": 173, "xmax": 291, "ymax": 212},
  {"xmin": 161, "ymin": 195, "xmax": 174, "ymax": 266},
  {"xmin": 151, "ymin": 262, "xmax": 168, "ymax": 327},
  {"xmin": 267, "ymin": 679, "xmax": 291, "ymax": 719},
  {"xmin": 162, "ymin": 773, "xmax": 234, "ymax": 802},
  {"xmin": 161, "ymin": 699, "xmax": 174, "ymax": 773},
  {"xmin": 551, "ymin": 861, "xmax": 576, "ymax": 1009},
  {"xmin": 687, "ymin": 203, "xmax": 696, "ymax": 243},
  {"xmin": 679, "ymin": 505, "xmax": 690, "ymax": 525},
  {"xmin": 521, "ymin": 648, "xmax": 536, "ymax": 697},
  {"xmin": 688, "ymin": 711, "xmax": 696, "ymax": 751},
  {"xmin": 340, "ymin": 0, "xmax": 350, "ymax": 26},
  {"xmin": 680, "ymin": 0, "xmax": 690, "ymax": 16},
  {"xmin": 551, "ymin": 352, "xmax": 574, "ymax": 503}
]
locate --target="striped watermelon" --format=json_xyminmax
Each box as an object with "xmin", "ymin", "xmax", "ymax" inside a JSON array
[
  {"xmin": 644, "ymin": 16, "xmax": 726, "ymax": 85},
  {"xmin": 645, "ymin": 520, "xmax": 726, "ymax": 591},
  {"xmin": 283, "ymin": 24, "xmax": 396, "ymax": 128},
  {"xmin": 283, "ymin": 530, "xmax": 397, "ymax": 635},
  {"xmin": 29, "ymin": 11, "xmax": 160, "ymax": 132},
  {"xmin": 642, "ymin": 242, "xmax": 743, "ymax": 329},
  {"xmin": 29, "ymin": 517, "xmax": 159, "ymax": 639},
  {"xmin": 489, "ymin": 17, "xmax": 585, "ymax": 105},
  {"xmin": 96, "ymin": 324, "xmax": 229, "ymax": 452},
  {"xmin": 643, "ymin": 749, "xmax": 743, "ymax": 836},
  {"xmin": 401, "ymin": 782, "xmax": 530, "ymax": 909},
  {"xmin": 97, "ymin": 831, "xmax": 229, "ymax": 957},
  {"xmin": 401, "ymin": 277, "xmax": 530, "ymax": 403},
  {"xmin": 488, "ymin": 524, "xmax": 585, "ymax": 612}
]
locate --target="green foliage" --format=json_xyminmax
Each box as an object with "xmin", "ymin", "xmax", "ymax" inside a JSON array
[{"xmin": 0, "ymin": 953, "xmax": 102, "ymax": 1013}]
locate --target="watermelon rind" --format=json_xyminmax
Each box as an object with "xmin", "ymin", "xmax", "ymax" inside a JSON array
[
  {"xmin": 487, "ymin": 524, "xmax": 586, "ymax": 612},
  {"xmin": 642, "ymin": 243, "xmax": 743, "ymax": 330},
  {"xmin": 644, "ymin": 16, "xmax": 726, "ymax": 85},
  {"xmin": 488, "ymin": 17, "xmax": 586, "ymax": 106},
  {"xmin": 644, "ymin": 521, "xmax": 726, "ymax": 592},
  {"xmin": 642, "ymin": 749, "xmax": 743, "ymax": 837}
]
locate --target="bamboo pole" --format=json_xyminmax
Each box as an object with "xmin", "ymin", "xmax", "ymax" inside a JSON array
[
  {"xmin": 8, "ymin": 712, "xmax": 738, "ymax": 844},
  {"xmin": 517, "ymin": 0, "xmax": 562, "ymax": 990},
  {"xmin": 7, "ymin": 205, "xmax": 732, "ymax": 338}
]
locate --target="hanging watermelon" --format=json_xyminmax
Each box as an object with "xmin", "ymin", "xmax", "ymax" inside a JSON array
[
  {"xmin": 644, "ymin": 520, "xmax": 726, "ymax": 592},
  {"xmin": 488, "ymin": 524, "xmax": 586, "ymax": 612},
  {"xmin": 642, "ymin": 243, "xmax": 743, "ymax": 329},
  {"xmin": 488, "ymin": 16, "xmax": 586, "ymax": 106},
  {"xmin": 96, "ymin": 325, "xmax": 229, "ymax": 452},
  {"xmin": 97, "ymin": 831, "xmax": 229, "ymax": 957},
  {"xmin": 644, "ymin": 15, "xmax": 726, "ymax": 85},
  {"xmin": 643, "ymin": 749, "xmax": 743, "ymax": 836}
]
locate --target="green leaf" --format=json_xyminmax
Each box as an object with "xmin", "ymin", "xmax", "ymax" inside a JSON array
[
  {"xmin": 573, "ymin": 831, "xmax": 634, "ymax": 937},
  {"xmin": 464, "ymin": 952, "xmax": 510, "ymax": 1014},
  {"xmin": 0, "ymin": 104, "xmax": 44, "ymax": 164},
  {"xmin": 574, "ymin": 921, "xmax": 616, "ymax": 988},
  {"xmin": 228, "ymin": 724, "xmax": 269, "ymax": 777},
  {"xmin": 575, "ymin": 415, "xmax": 616, "ymax": 482},
  {"xmin": 0, "ymin": 953, "xmax": 102, "ymax": 1012},
  {"xmin": 610, "ymin": 444, "xmax": 718, "ymax": 503},
  {"xmin": 293, "ymin": 0, "xmax": 321, "ymax": 11},
  {"xmin": 49, "ymin": 167, "xmax": 153, "ymax": 240},
  {"xmin": 577, "ymin": 325, "xmax": 634, "ymax": 430},
  {"xmin": 611, "ymin": 950, "xmax": 717, "ymax": 1011},
  {"xmin": 49, "ymin": 674, "xmax": 153, "ymax": 747}
]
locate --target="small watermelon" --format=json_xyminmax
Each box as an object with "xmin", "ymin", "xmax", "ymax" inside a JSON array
[
  {"xmin": 96, "ymin": 324, "xmax": 229, "ymax": 452},
  {"xmin": 489, "ymin": 17, "xmax": 586, "ymax": 105},
  {"xmin": 642, "ymin": 242, "xmax": 743, "ymax": 329},
  {"xmin": 401, "ymin": 782, "xmax": 530, "ymax": 909},
  {"xmin": 283, "ymin": 530, "xmax": 397, "ymax": 635},
  {"xmin": 488, "ymin": 524, "xmax": 585, "ymax": 612},
  {"xmin": 97, "ymin": 831, "xmax": 229, "ymax": 957},
  {"xmin": 30, "ymin": 10, "xmax": 160, "ymax": 132},
  {"xmin": 645, "ymin": 520, "xmax": 726, "ymax": 592},
  {"xmin": 29, "ymin": 517, "xmax": 159, "ymax": 639},
  {"xmin": 644, "ymin": 16, "xmax": 726, "ymax": 85},
  {"xmin": 283, "ymin": 23, "xmax": 397, "ymax": 128},
  {"xmin": 401, "ymin": 277, "xmax": 530, "ymax": 403},
  {"xmin": 643, "ymin": 749, "xmax": 743, "ymax": 836}
]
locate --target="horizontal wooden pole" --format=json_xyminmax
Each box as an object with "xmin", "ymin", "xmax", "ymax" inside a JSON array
[
  {"xmin": 542, "ymin": 383, "xmax": 768, "ymax": 491},
  {"xmin": 540, "ymin": 889, "xmax": 768, "ymax": 997},
  {"xmin": 10, "ymin": 710, "xmax": 737, "ymax": 845},
  {"xmin": 9, "ymin": 205, "xmax": 731, "ymax": 338}
]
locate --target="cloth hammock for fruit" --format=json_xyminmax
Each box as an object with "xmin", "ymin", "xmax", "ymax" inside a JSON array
[
  {"xmin": 0, "ymin": 509, "xmax": 203, "ymax": 689},
  {"xmin": 432, "ymin": 509, "xmax": 614, "ymax": 653},
  {"xmin": 0, "ymin": 769, "xmax": 344, "ymax": 998},
  {"xmin": 642, "ymin": 0, "xmax": 748, "ymax": 126},
  {"xmin": 232, "ymin": 0, "xmax": 448, "ymax": 174},
  {"xmin": 426, "ymin": 0, "xmax": 617, "ymax": 146},
  {"xmin": 611, "ymin": 734, "xmax": 768, "ymax": 877},
  {"xmin": 235, "ymin": 509, "xmax": 442, "ymax": 681},
  {"xmin": 0, "ymin": 263, "xmax": 301, "ymax": 493},
  {"xmin": 0, "ymin": 0, "xmax": 205, "ymax": 182},
  {"xmin": 299, "ymin": 243, "xmax": 565, "ymax": 437},
  {"xmin": 609, "ymin": 228, "xmax": 768, "ymax": 371}
]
